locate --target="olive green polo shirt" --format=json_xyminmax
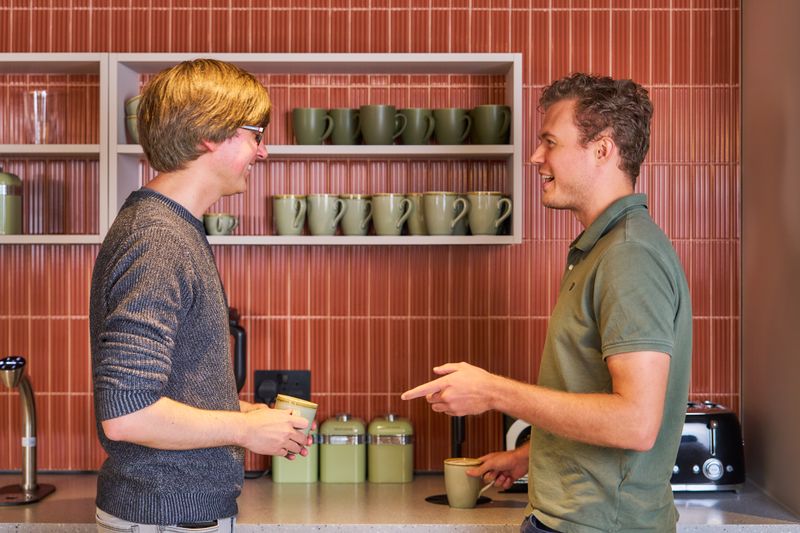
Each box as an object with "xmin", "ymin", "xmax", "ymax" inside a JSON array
[{"xmin": 528, "ymin": 194, "xmax": 692, "ymax": 533}]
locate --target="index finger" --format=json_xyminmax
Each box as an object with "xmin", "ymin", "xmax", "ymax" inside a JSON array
[{"xmin": 401, "ymin": 378, "xmax": 444, "ymax": 400}]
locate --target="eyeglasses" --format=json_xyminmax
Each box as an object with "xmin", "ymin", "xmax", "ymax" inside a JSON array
[{"xmin": 240, "ymin": 125, "xmax": 265, "ymax": 145}]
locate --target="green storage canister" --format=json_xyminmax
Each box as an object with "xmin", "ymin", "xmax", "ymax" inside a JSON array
[
  {"xmin": 271, "ymin": 431, "xmax": 318, "ymax": 483},
  {"xmin": 367, "ymin": 414, "xmax": 414, "ymax": 483},
  {"xmin": 320, "ymin": 414, "xmax": 366, "ymax": 483},
  {"xmin": 0, "ymin": 166, "xmax": 22, "ymax": 235}
]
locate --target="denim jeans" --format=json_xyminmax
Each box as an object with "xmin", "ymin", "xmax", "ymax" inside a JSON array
[
  {"xmin": 96, "ymin": 508, "xmax": 235, "ymax": 533},
  {"xmin": 520, "ymin": 514, "xmax": 561, "ymax": 533}
]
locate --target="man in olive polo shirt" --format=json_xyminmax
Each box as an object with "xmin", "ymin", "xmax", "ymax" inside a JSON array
[{"xmin": 402, "ymin": 73, "xmax": 691, "ymax": 533}]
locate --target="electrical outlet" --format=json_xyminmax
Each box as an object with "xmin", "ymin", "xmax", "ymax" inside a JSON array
[{"xmin": 254, "ymin": 370, "xmax": 311, "ymax": 405}]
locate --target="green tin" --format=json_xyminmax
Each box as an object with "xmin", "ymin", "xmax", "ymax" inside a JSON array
[
  {"xmin": 0, "ymin": 166, "xmax": 22, "ymax": 235},
  {"xmin": 272, "ymin": 431, "xmax": 318, "ymax": 483},
  {"xmin": 320, "ymin": 414, "xmax": 366, "ymax": 483},
  {"xmin": 367, "ymin": 414, "xmax": 414, "ymax": 483}
]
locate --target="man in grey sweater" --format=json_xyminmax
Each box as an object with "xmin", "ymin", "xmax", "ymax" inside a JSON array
[{"xmin": 91, "ymin": 59, "xmax": 310, "ymax": 531}]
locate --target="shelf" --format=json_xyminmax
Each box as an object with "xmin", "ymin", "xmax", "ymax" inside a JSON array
[
  {"xmin": 0, "ymin": 234, "xmax": 103, "ymax": 245},
  {"xmin": 0, "ymin": 53, "xmax": 109, "ymax": 246},
  {"xmin": 207, "ymin": 235, "xmax": 517, "ymax": 246},
  {"xmin": 110, "ymin": 53, "xmax": 522, "ymax": 246},
  {"xmin": 116, "ymin": 144, "xmax": 513, "ymax": 159},
  {"xmin": 0, "ymin": 144, "xmax": 101, "ymax": 157}
]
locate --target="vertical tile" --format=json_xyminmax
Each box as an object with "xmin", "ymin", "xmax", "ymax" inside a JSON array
[
  {"xmin": 329, "ymin": 318, "xmax": 349, "ymax": 393},
  {"xmin": 630, "ymin": 9, "xmax": 650, "ymax": 84},
  {"xmin": 610, "ymin": 9, "xmax": 631, "ymax": 79},
  {"xmin": 672, "ymin": 9, "xmax": 691, "ymax": 85},
  {"xmin": 309, "ymin": 318, "xmax": 330, "ymax": 394},
  {"xmin": 591, "ymin": 8, "xmax": 611, "ymax": 75},
  {"xmin": 551, "ymin": 10, "xmax": 570, "ymax": 78},
  {"xmin": 571, "ymin": 10, "xmax": 591, "ymax": 74},
  {"xmin": 430, "ymin": 7, "xmax": 448, "ymax": 52},
  {"xmin": 351, "ymin": 9, "xmax": 370, "ymax": 52},
  {"xmin": 388, "ymin": 318, "xmax": 410, "ymax": 394},
  {"xmin": 691, "ymin": 8, "xmax": 711, "ymax": 85},
  {"xmin": 490, "ymin": 6, "xmax": 510, "ymax": 52},
  {"xmin": 369, "ymin": 318, "xmax": 389, "ymax": 392}
]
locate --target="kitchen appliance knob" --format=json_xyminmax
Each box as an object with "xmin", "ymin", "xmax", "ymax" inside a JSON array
[
  {"xmin": 672, "ymin": 465, "xmax": 680, "ymax": 474},
  {"xmin": 692, "ymin": 465, "xmax": 701, "ymax": 474},
  {"xmin": 702, "ymin": 458, "xmax": 724, "ymax": 481}
]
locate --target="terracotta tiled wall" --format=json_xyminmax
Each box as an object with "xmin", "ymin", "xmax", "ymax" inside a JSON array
[{"xmin": 0, "ymin": 1, "xmax": 740, "ymax": 473}]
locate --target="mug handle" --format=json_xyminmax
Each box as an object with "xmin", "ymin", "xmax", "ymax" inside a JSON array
[
  {"xmin": 352, "ymin": 111, "xmax": 362, "ymax": 143},
  {"xmin": 396, "ymin": 198, "xmax": 413, "ymax": 229},
  {"xmin": 451, "ymin": 197, "xmax": 469, "ymax": 228},
  {"xmin": 423, "ymin": 114, "xmax": 436, "ymax": 143},
  {"xmin": 499, "ymin": 107, "xmax": 511, "ymax": 139},
  {"xmin": 459, "ymin": 114, "xmax": 472, "ymax": 143},
  {"xmin": 332, "ymin": 198, "xmax": 347, "ymax": 227},
  {"xmin": 393, "ymin": 113, "xmax": 408, "ymax": 140},
  {"xmin": 320, "ymin": 114, "xmax": 334, "ymax": 142},
  {"xmin": 495, "ymin": 197, "xmax": 513, "ymax": 228},
  {"xmin": 229, "ymin": 216, "xmax": 239, "ymax": 232},
  {"xmin": 293, "ymin": 198, "xmax": 307, "ymax": 229},
  {"xmin": 362, "ymin": 199, "xmax": 374, "ymax": 230}
]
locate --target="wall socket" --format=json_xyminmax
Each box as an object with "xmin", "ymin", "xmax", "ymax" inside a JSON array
[{"xmin": 253, "ymin": 370, "xmax": 311, "ymax": 405}]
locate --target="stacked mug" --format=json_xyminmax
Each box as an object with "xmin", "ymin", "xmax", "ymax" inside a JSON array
[{"xmin": 291, "ymin": 104, "xmax": 511, "ymax": 145}]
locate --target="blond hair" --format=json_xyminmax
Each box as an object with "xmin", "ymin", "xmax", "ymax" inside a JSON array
[{"xmin": 138, "ymin": 59, "xmax": 271, "ymax": 172}]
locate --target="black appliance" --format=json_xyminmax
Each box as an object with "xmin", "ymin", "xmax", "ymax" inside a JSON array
[
  {"xmin": 502, "ymin": 414, "xmax": 531, "ymax": 492},
  {"xmin": 229, "ymin": 308, "xmax": 247, "ymax": 393},
  {"xmin": 671, "ymin": 401, "xmax": 745, "ymax": 492}
]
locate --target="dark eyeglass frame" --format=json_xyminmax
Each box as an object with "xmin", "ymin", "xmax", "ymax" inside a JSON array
[{"xmin": 240, "ymin": 125, "xmax": 265, "ymax": 145}]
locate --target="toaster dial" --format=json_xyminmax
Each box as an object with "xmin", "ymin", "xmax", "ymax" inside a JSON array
[{"xmin": 702, "ymin": 458, "xmax": 724, "ymax": 481}]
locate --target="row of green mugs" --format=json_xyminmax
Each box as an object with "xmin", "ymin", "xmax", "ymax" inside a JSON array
[
  {"xmin": 273, "ymin": 191, "xmax": 511, "ymax": 237},
  {"xmin": 292, "ymin": 105, "xmax": 511, "ymax": 146}
]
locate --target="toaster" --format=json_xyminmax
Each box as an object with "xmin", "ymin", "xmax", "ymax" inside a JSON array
[{"xmin": 671, "ymin": 401, "xmax": 745, "ymax": 492}]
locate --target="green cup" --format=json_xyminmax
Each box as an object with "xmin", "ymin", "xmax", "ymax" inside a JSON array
[
  {"xmin": 329, "ymin": 108, "xmax": 362, "ymax": 145},
  {"xmin": 307, "ymin": 194, "xmax": 346, "ymax": 236},
  {"xmin": 433, "ymin": 108, "xmax": 472, "ymax": 145},
  {"xmin": 372, "ymin": 193, "xmax": 413, "ymax": 236},
  {"xmin": 466, "ymin": 191, "xmax": 512, "ymax": 235},
  {"xmin": 399, "ymin": 108, "xmax": 435, "ymax": 145},
  {"xmin": 360, "ymin": 105, "xmax": 407, "ymax": 145},
  {"xmin": 274, "ymin": 394, "xmax": 318, "ymax": 437},
  {"xmin": 203, "ymin": 213, "xmax": 238, "ymax": 236},
  {"xmin": 444, "ymin": 458, "xmax": 491, "ymax": 509},
  {"xmin": 292, "ymin": 108, "xmax": 334, "ymax": 145},
  {"xmin": 126, "ymin": 115, "xmax": 139, "ymax": 144},
  {"xmin": 423, "ymin": 192, "xmax": 469, "ymax": 236},
  {"xmin": 340, "ymin": 194, "xmax": 373, "ymax": 236},
  {"xmin": 470, "ymin": 105, "xmax": 511, "ymax": 144},
  {"xmin": 272, "ymin": 194, "xmax": 307, "ymax": 236}
]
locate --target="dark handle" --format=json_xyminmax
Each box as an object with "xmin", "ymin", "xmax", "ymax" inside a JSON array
[
  {"xmin": 230, "ymin": 323, "xmax": 247, "ymax": 393},
  {"xmin": 451, "ymin": 416, "xmax": 466, "ymax": 458}
]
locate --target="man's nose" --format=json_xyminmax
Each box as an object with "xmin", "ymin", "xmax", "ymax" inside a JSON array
[
  {"xmin": 256, "ymin": 143, "xmax": 268, "ymax": 160},
  {"xmin": 530, "ymin": 143, "xmax": 545, "ymax": 165}
]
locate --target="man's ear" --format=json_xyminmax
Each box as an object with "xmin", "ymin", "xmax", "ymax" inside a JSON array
[
  {"xmin": 200, "ymin": 138, "xmax": 220, "ymax": 152},
  {"xmin": 594, "ymin": 135, "xmax": 615, "ymax": 164}
]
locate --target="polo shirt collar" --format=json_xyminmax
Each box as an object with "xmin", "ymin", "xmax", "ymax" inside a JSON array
[{"xmin": 570, "ymin": 193, "xmax": 648, "ymax": 253}]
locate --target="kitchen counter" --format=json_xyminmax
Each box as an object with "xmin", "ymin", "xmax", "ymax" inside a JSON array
[{"xmin": 1, "ymin": 473, "xmax": 798, "ymax": 532}]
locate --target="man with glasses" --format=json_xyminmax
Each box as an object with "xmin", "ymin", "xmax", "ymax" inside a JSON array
[{"xmin": 91, "ymin": 59, "xmax": 309, "ymax": 531}]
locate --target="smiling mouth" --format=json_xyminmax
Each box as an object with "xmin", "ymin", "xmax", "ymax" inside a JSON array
[{"xmin": 541, "ymin": 174, "xmax": 554, "ymax": 183}]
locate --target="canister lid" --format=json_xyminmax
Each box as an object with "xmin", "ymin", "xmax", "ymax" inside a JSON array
[
  {"xmin": 320, "ymin": 413, "xmax": 366, "ymax": 435},
  {"xmin": 0, "ymin": 165, "xmax": 22, "ymax": 187},
  {"xmin": 368, "ymin": 413, "xmax": 414, "ymax": 436}
]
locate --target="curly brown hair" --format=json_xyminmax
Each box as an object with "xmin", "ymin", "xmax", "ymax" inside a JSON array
[
  {"xmin": 539, "ymin": 73, "xmax": 652, "ymax": 184},
  {"xmin": 138, "ymin": 59, "xmax": 271, "ymax": 173}
]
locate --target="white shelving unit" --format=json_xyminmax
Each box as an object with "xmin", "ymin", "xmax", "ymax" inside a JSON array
[
  {"xmin": 110, "ymin": 53, "xmax": 523, "ymax": 246},
  {"xmin": 0, "ymin": 53, "xmax": 108, "ymax": 245}
]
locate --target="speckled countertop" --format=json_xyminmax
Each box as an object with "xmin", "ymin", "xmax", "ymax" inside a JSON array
[{"xmin": 1, "ymin": 473, "xmax": 798, "ymax": 532}]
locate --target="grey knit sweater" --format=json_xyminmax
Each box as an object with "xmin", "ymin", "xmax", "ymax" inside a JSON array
[{"xmin": 90, "ymin": 188, "xmax": 242, "ymax": 525}]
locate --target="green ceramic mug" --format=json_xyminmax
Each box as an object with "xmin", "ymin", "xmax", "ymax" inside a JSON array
[
  {"xmin": 340, "ymin": 194, "xmax": 373, "ymax": 236},
  {"xmin": 360, "ymin": 105, "xmax": 407, "ymax": 145},
  {"xmin": 329, "ymin": 108, "xmax": 362, "ymax": 145},
  {"xmin": 469, "ymin": 105, "xmax": 511, "ymax": 144},
  {"xmin": 466, "ymin": 191, "xmax": 512, "ymax": 235},
  {"xmin": 203, "ymin": 213, "xmax": 238, "ymax": 236},
  {"xmin": 307, "ymin": 194, "xmax": 346, "ymax": 236},
  {"xmin": 272, "ymin": 194, "xmax": 307, "ymax": 236},
  {"xmin": 399, "ymin": 108, "xmax": 435, "ymax": 145},
  {"xmin": 433, "ymin": 108, "xmax": 472, "ymax": 145},
  {"xmin": 372, "ymin": 193, "xmax": 413, "ymax": 236},
  {"xmin": 423, "ymin": 192, "xmax": 469, "ymax": 235},
  {"xmin": 292, "ymin": 108, "xmax": 334, "ymax": 145}
]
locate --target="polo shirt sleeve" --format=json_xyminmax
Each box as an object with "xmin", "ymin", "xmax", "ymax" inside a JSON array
[
  {"xmin": 593, "ymin": 241, "xmax": 678, "ymax": 359},
  {"xmin": 93, "ymin": 229, "xmax": 197, "ymax": 421}
]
